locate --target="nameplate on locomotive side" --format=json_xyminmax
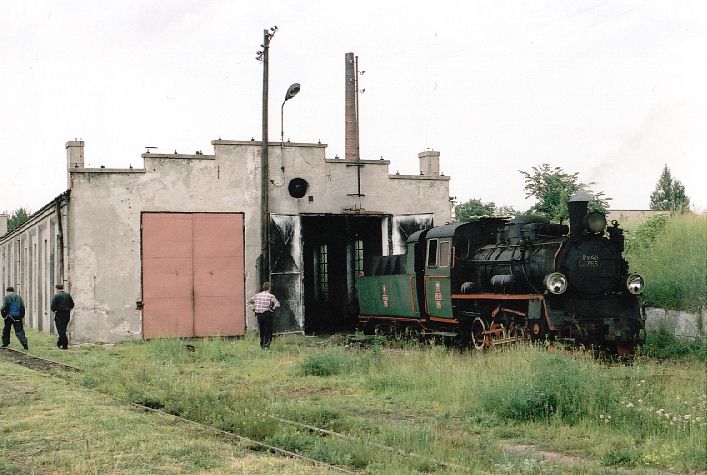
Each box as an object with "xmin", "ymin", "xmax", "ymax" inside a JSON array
[
  {"xmin": 434, "ymin": 281, "xmax": 443, "ymax": 308},
  {"xmin": 579, "ymin": 254, "xmax": 599, "ymax": 268}
]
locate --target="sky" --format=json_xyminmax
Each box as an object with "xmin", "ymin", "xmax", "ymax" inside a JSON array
[{"xmin": 1, "ymin": 0, "xmax": 705, "ymax": 215}]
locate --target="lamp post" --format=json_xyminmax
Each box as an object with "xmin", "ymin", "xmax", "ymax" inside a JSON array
[{"xmin": 280, "ymin": 83, "xmax": 301, "ymax": 148}]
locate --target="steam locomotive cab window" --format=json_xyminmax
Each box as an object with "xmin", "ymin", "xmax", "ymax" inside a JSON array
[
  {"xmin": 438, "ymin": 241, "xmax": 451, "ymax": 267},
  {"xmin": 427, "ymin": 239, "xmax": 438, "ymax": 267}
]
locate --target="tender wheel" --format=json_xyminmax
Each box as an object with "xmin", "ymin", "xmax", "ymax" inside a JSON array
[
  {"xmin": 529, "ymin": 319, "xmax": 547, "ymax": 342},
  {"xmin": 471, "ymin": 317, "xmax": 487, "ymax": 350}
]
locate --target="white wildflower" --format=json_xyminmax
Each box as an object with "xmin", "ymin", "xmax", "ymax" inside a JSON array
[{"xmin": 626, "ymin": 402, "xmax": 634, "ymax": 408}]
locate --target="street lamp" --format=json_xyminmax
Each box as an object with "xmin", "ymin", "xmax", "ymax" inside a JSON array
[{"xmin": 281, "ymin": 83, "xmax": 301, "ymax": 146}]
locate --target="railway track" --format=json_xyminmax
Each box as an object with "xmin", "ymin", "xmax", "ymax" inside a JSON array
[
  {"xmin": 0, "ymin": 347, "xmax": 468, "ymax": 473},
  {"xmin": 0, "ymin": 347, "xmax": 352, "ymax": 473}
]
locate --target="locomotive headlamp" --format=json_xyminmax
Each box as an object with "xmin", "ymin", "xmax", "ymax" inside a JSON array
[
  {"xmin": 626, "ymin": 273, "xmax": 645, "ymax": 295},
  {"xmin": 585, "ymin": 212, "xmax": 607, "ymax": 234},
  {"xmin": 544, "ymin": 272, "xmax": 568, "ymax": 295}
]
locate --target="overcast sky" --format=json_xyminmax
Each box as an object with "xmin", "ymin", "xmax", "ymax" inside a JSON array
[{"xmin": 1, "ymin": 0, "xmax": 705, "ymax": 215}]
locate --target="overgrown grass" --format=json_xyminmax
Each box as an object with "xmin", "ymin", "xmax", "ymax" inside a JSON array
[
  {"xmin": 18, "ymin": 331, "xmax": 707, "ymax": 473},
  {"xmin": 641, "ymin": 327, "xmax": 707, "ymax": 362},
  {"xmin": 0, "ymin": 360, "xmax": 322, "ymax": 474},
  {"xmin": 624, "ymin": 213, "xmax": 706, "ymax": 313}
]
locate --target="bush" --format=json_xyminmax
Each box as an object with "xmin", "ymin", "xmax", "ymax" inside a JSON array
[
  {"xmin": 296, "ymin": 347, "xmax": 352, "ymax": 376},
  {"xmin": 478, "ymin": 350, "xmax": 619, "ymax": 423},
  {"xmin": 624, "ymin": 213, "xmax": 706, "ymax": 313},
  {"xmin": 602, "ymin": 445, "xmax": 642, "ymax": 468},
  {"xmin": 641, "ymin": 328, "xmax": 707, "ymax": 362}
]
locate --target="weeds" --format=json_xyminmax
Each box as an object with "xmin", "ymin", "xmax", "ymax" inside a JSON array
[
  {"xmin": 14, "ymin": 330, "xmax": 707, "ymax": 473},
  {"xmin": 640, "ymin": 327, "xmax": 707, "ymax": 362},
  {"xmin": 624, "ymin": 213, "xmax": 706, "ymax": 313}
]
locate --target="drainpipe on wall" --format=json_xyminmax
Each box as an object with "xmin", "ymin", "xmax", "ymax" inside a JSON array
[{"xmin": 55, "ymin": 195, "xmax": 65, "ymax": 287}]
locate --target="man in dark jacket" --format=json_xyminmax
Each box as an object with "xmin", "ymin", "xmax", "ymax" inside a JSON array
[
  {"xmin": 1, "ymin": 286, "xmax": 28, "ymax": 350},
  {"xmin": 51, "ymin": 284, "xmax": 74, "ymax": 350}
]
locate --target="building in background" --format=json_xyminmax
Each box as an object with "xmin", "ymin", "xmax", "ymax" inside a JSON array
[{"xmin": 0, "ymin": 140, "xmax": 451, "ymax": 342}]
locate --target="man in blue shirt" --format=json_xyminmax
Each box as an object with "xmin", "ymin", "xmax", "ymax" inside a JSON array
[{"xmin": 1, "ymin": 286, "xmax": 28, "ymax": 351}]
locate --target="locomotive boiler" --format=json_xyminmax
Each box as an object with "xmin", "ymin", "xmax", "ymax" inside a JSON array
[{"xmin": 357, "ymin": 191, "xmax": 645, "ymax": 355}]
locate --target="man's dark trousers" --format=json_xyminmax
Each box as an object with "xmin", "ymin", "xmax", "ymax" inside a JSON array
[
  {"xmin": 256, "ymin": 311, "xmax": 273, "ymax": 349},
  {"xmin": 2, "ymin": 317, "xmax": 27, "ymax": 348},
  {"xmin": 55, "ymin": 311, "xmax": 70, "ymax": 349}
]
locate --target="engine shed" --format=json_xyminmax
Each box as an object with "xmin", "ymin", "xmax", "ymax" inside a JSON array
[{"xmin": 0, "ymin": 141, "xmax": 451, "ymax": 342}]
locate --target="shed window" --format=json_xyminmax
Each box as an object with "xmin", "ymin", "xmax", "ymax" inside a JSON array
[
  {"xmin": 426, "ymin": 239, "xmax": 438, "ymax": 267},
  {"xmin": 318, "ymin": 244, "xmax": 329, "ymax": 302},
  {"xmin": 354, "ymin": 240, "xmax": 364, "ymax": 275},
  {"xmin": 439, "ymin": 241, "xmax": 451, "ymax": 267}
]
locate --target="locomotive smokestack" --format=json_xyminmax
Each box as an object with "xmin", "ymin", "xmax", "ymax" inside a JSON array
[
  {"xmin": 568, "ymin": 190, "xmax": 592, "ymax": 238},
  {"xmin": 344, "ymin": 52, "xmax": 359, "ymax": 160}
]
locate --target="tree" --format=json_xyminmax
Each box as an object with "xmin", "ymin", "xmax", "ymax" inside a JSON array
[
  {"xmin": 520, "ymin": 164, "xmax": 610, "ymax": 222},
  {"xmin": 649, "ymin": 165, "xmax": 690, "ymax": 213},
  {"xmin": 7, "ymin": 208, "xmax": 31, "ymax": 231},
  {"xmin": 453, "ymin": 199, "xmax": 518, "ymax": 222},
  {"xmin": 454, "ymin": 199, "xmax": 495, "ymax": 222}
]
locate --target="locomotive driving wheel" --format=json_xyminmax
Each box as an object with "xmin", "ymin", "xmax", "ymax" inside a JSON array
[
  {"xmin": 508, "ymin": 322, "xmax": 526, "ymax": 341},
  {"xmin": 488, "ymin": 321, "xmax": 505, "ymax": 344},
  {"xmin": 471, "ymin": 317, "xmax": 487, "ymax": 350}
]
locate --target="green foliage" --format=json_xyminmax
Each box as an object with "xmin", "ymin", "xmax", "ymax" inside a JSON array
[
  {"xmin": 623, "ymin": 214, "xmax": 670, "ymax": 254},
  {"xmin": 296, "ymin": 347, "xmax": 352, "ymax": 376},
  {"xmin": 649, "ymin": 164, "xmax": 691, "ymax": 213},
  {"xmin": 520, "ymin": 164, "xmax": 610, "ymax": 222},
  {"xmin": 641, "ymin": 328, "xmax": 707, "ymax": 362},
  {"xmin": 602, "ymin": 445, "xmax": 642, "ymax": 468},
  {"xmin": 477, "ymin": 350, "xmax": 618, "ymax": 423},
  {"xmin": 7, "ymin": 208, "xmax": 31, "ymax": 231},
  {"xmin": 454, "ymin": 198, "xmax": 496, "ymax": 221},
  {"xmin": 453, "ymin": 198, "xmax": 518, "ymax": 222},
  {"xmin": 624, "ymin": 213, "xmax": 706, "ymax": 312}
]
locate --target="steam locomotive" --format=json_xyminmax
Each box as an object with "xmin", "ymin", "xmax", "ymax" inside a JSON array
[{"xmin": 357, "ymin": 191, "xmax": 645, "ymax": 355}]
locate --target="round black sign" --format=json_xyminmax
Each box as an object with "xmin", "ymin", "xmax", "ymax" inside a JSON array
[{"xmin": 288, "ymin": 178, "xmax": 309, "ymax": 198}]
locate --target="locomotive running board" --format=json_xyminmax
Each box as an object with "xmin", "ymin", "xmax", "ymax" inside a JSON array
[{"xmin": 452, "ymin": 293, "xmax": 544, "ymax": 300}]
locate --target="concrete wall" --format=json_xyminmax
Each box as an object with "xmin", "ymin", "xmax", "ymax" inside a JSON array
[
  {"xmin": 0, "ymin": 196, "xmax": 69, "ymax": 336},
  {"xmin": 645, "ymin": 307, "xmax": 706, "ymax": 341}
]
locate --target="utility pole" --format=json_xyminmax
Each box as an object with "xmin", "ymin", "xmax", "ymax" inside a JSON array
[{"xmin": 257, "ymin": 26, "xmax": 277, "ymax": 285}]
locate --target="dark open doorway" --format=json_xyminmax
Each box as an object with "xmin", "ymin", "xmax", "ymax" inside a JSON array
[{"xmin": 301, "ymin": 214, "xmax": 384, "ymax": 334}]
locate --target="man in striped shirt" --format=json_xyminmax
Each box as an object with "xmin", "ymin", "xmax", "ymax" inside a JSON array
[{"xmin": 247, "ymin": 282, "xmax": 280, "ymax": 349}]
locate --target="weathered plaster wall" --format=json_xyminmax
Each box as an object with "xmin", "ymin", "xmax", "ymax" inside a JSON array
[
  {"xmin": 0, "ymin": 197, "xmax": 68, "ymax": 336},
  {"xmin": 265, "ymin": 145, "xmax": 451, "ymax": 223}
]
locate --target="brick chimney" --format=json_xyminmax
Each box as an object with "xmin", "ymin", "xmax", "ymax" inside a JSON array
[
  {"xmin": 0, "ymin": 214, "xmax": 7, "ymax": 236},
  {"xmin": 418, "ymin": 150, "xmax": 440, "ymax": 176},
  {"xmin": 344, "ymin": 52, "xmax": 359, "ymax": 160},
  {"xmin": 66, "ymin": 140, "xmax": 84, "ymax": 169}
]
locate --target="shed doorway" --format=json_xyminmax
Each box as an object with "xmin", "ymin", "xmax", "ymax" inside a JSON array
[
  {"xmin": 141, "ymin": 212, "xmax": 245, "ymax": 339},
  {"xmin": 301, "ymin": 214, "xmax": 384, "ymax": 334}
]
